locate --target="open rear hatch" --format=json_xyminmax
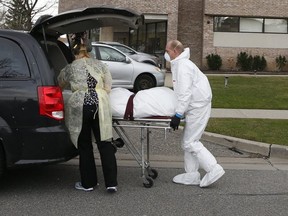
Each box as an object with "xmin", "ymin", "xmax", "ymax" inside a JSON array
[{"xmin": 30, "ymin": 6, "xmax": 143, "ymax": 38}]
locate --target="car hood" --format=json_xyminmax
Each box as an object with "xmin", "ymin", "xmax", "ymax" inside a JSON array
[
  {"xmin": 135, "ymin": 51, "xmax": 156, "ymax": 58},
  {"xmin": 30, "ymin": 6, "xmax": 143, "ymax": 38}
]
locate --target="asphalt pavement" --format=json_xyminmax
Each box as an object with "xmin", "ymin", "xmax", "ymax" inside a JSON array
[{"xmin": 2, "ymin": 72, "xmax": 287, "ymax": 216}]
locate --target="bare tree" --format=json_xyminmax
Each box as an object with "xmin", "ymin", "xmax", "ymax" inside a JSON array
[
  {"xmin": 1, "ymin": 0, "xmax": 58, "ymax": 30},
  {"xmin": 0, "ymin": 6, "xmax": 6, "ymax": 29}
]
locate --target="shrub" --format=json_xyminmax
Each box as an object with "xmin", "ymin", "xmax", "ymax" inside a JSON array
[
  {"xmin": 275, "ymin": 55, "xmax": 287, "ymax": 71},
  {"xmin": 252, "ymin": 55, "xmax": 267, "ymax": 71},
  {"xmin": 237, "ymin": 52, "xmax": 266, "ymax": 71},
  {"xmin": 236, "ymin": 52, "xmax": 253, "ymax": 71},
  {"xmin": 206, "ymin": 53, "xmax": 222, "ymax": 70}
]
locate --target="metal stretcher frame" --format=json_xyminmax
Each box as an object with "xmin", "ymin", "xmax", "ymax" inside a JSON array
[{"xmin": 112, "ymin": 117, "xmax": 172, "ymax": 188}]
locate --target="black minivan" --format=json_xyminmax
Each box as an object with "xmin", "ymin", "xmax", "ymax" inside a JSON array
[{"xmin": 0, "ymin": 6, "xmax": 143, "ymax": 178}]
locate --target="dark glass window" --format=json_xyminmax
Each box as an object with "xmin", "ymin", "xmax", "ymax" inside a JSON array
[
  {"xmin": 214, "ymin": 16, "xmax": 288, "ymax": 34},
  {"xmin": 214, "ymin": 17, "xmax": 239, "ymax": 32},
  {"xmin": 129, "ymin": 21, "xmax": 167, "ymax": 55},
  {"xmin": 0, "ymin": 38, "xmax": 30, "ymax": 78}
]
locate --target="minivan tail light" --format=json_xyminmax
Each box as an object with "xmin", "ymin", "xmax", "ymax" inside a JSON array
[{"xmin": 38, "ymin": 86, "xmax": 64, "ymax": 120}]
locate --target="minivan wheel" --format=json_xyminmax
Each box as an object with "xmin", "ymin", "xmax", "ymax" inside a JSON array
[
  {"xmin": 134, "ymin": 74, "xmax": 155, "ymax": 92},
  {"xmin": 0, "ymin": 144, "xmax": 6, "ymax": 179}
]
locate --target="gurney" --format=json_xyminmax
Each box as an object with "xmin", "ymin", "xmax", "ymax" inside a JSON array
[
  {"xmin": 112, "ymin": 116, "xmax": 173, "ymax": 188},
  {"xmin": 110, "ymin": 87, "xmax": 178, "ymax": 188}
]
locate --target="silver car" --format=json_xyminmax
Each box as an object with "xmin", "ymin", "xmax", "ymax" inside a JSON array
[
  {"xmin": 90, "ymin": 42, "xmax": 165, "ymax": 92},
  {"xmin": 97, "ymin": 41, "xmax": 162, "ymax": 68}
]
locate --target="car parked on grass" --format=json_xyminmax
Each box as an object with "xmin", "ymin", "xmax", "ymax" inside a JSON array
[
  {"xmin": 97, "ymin": 41, "xmax": 162, "ymax": 68},
  {"xmin": 0, "ymin": 6, "xmax": 143, "ymax": 178},
  {"xmin": 89, "ymin": 42, "xmax": 165, "ymax": 92}
]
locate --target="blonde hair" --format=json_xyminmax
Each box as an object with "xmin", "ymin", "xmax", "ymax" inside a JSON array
[{"xmin": 73, "ymin": 43, "xmax": 90, "ymax": 58}]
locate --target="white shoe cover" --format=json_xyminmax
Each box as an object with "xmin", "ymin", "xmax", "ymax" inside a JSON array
[
  {"xmin": 200, "ymin": 164, "xmax": 225, "ymax": 187},
  {"xmin": 173, "ymin": 172, "xmax": 201, "ymax": 185}
]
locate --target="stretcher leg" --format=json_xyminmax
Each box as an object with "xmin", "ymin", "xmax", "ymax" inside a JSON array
[{"xmin": 112, "ymin": 118, "xmax": 170, "ymax": 188}]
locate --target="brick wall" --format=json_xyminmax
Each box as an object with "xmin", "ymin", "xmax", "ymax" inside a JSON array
[
  {"xmin": 205, "ymin": 0, "xmax": 288, "ymax": 17},
  {"xmin": 59, "ymin": 0, "xmax": 179, "ymax": 44},
  {"xmin": 178, "ymin": 0, "xmax": 204, "ymax": 66}
]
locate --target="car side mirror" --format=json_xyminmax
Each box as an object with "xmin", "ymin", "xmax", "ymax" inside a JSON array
[{"xmin": 125, "ymin": 57, "xmax": 131, "ymax": 63}]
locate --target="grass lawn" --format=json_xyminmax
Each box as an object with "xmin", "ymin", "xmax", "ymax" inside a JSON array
[
  {"xmin": 205, "ymin": 76, "xmax": 288, "ymax": 146},
  {"xmin": 209, "ymin": 76, "xmax": 288, "ymax": 109},
  {"xmin": 206, "ymin": 118, "xmax": 288, "ymax": 146}
]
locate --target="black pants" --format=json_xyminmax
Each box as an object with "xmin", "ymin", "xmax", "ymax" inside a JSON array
[{"xmin": 77, "ymin": 104, "xmax": 117, "ymax": 188}]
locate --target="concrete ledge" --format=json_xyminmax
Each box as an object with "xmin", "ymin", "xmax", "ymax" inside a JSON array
[
  {"xmin": 203, "ymin": 132, "xmax": 288, "ymax": 159},
  {"xmin": 270, "ymin": 144, "xmax": 288, "ymax": 159},
  {"xmin": 202, "ymin": 132, "xmax": 271, "ymax": 157}
]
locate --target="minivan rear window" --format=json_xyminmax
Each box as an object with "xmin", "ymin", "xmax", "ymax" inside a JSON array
[{"xmin": 0, "ymin": 37, "xmax": 30, "ymax": 78}]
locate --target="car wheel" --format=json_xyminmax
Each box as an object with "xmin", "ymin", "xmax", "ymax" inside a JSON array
[
  {"xmin": 134, "ymin": 74, "xmax": 156, "ymax": 92},
  {"xmin": 0, "ymin": 144, "xmax": 6, "ymax": 179}
]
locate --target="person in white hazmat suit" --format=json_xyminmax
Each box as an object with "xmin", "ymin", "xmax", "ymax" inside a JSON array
[{"xmin": 165, "ymin": 40, "xmax": 225, "ymax": 187}]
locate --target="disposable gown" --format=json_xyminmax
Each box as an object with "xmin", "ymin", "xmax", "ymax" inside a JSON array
[{"xmin": 58, "ymin": 58, "xmax": 112, "ymax": 147}]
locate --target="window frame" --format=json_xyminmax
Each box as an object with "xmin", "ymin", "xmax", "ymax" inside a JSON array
[{"xmin": 213, "ymin": 16, "xmax": 288, "ymax": 34}]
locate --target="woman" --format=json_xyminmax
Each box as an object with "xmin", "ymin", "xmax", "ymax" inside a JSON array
[{"xmin": 58, "ymin": 44, "xmax": 118, "ymax": 193}]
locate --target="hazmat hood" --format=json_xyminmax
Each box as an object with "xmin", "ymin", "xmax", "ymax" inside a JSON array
[{"xmin": 30, "ymin": 6, "xmax": 143, "ymax": 38}]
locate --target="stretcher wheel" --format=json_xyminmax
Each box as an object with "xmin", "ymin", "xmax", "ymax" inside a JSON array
[
  {"xmin": 114, "ymin": 138, "xmax": 124, "ymax": 148},
  {"xmin": 148, "ymin": 168, "xmax": 158, "ymax": 179},
  {"xmin": 143, "ymin": 176, "xmax": 154, "ymax": 188}
]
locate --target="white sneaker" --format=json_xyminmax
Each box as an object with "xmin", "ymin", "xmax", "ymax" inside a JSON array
[
  {"xmin": 75, "ymin": 182, "xmax": 94, "ymax": 192},
  {"xmin": 200, "ymin": 164, "xmax": 225, "ymax": 188},
  {"xmin": 173, "ymin": 172, "xmax": 201, "ymax": 185},
  {"xmin": 106, "ymin": 186, "xmax": 117, "ymax": 193}
]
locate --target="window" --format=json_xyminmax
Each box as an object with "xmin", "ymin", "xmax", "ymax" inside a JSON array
[
  {"xmin": 265, "ymin": 19, "xmax": 287, "ymax": 33},
  {"xmin": 155, "ymin": 22, "xmax": 167, "ymax": 54},
  {"xmin": 129, "ymin": 21, "xmax": 167, "ymax": 54},
  {"xmin": 98, "ymin": 46, "xmax": 126, "ymax": 62},
  {"xmin": 240, "ymin": 18, "xmax": 263, "ymax": 32},
  {"xmin": 214, "ymin": 17, "xmax": 239, "ymax": 32},
  {"xmin": 214, "ymin": 16, "xmax": 288, "ymax": 34},
  {"xmin": 40, "ymin": 41, "xmax": 68, "ymax": 76},
  {"xmin": 0, "ymin": 38, "xmax": 30, "ymax": 78}
]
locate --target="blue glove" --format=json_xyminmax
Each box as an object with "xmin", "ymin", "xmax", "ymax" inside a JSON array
[{"xmin": 170, "ymin": 115, "xmax": 181, "ymax": 130}]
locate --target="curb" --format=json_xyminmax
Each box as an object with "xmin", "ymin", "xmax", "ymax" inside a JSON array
[
  {"xmin": 270, "ymin": 144, "xmax": 288, "ymax": 159},
  {"xmin": 202, "ymin": 131, "xmax": 288, "ymax": 159}
]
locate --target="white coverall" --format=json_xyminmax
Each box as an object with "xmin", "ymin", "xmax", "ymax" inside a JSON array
[{"xmin": 170, "ymin": 48, "xmax": 225, "ymax": 187}]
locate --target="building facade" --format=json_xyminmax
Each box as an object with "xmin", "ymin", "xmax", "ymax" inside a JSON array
[
  {"xmin": 59, "ymin": 0, "xmax": 288, "ymax": 71},
  {"xmin": 204, "ymin": 0, "xmax": 288, "ymax": 71}
]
